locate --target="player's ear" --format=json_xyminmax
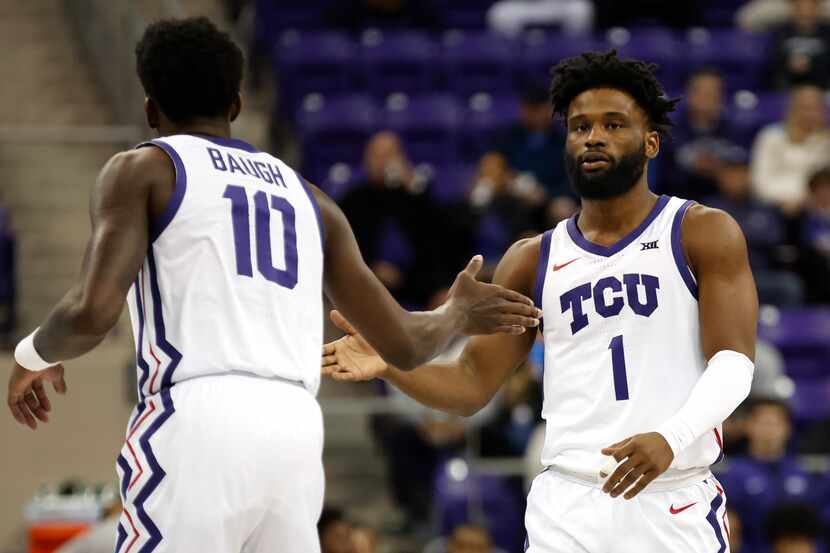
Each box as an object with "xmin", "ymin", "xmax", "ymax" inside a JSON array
[
  {"xmin": 644, "ymin": 129, "xmax": 659, "ymax": 159},
  {"xmin": 229, "ymin": 93, "xmax": 242, "ymax": 123},
  {"xmin": 144, "ymin": 97, "xmax": 160, "ymax": 130}
]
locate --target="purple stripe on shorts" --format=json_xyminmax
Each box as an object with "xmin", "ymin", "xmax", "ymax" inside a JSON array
[
  {"xmin": 705, "ymin": 493, "xmax": 726, "ymax": 553},
  {"xmin": 133, "ymin": 387, "xmax": 176, "ymax": 553},
  {"xmin": 117, "ymin": 453, "xmax": 132, "ymax": 498},
  {"xmin": 115, "ymin": 522, "xmax": 127, "ymax": 553}
]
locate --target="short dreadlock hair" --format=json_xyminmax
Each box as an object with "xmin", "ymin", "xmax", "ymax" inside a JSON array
[
  {"xmin": 136, "ymin": 17, "xmax": 244, "ymax": 124},
  {"xmin": 549, "ymin": 50, "xmax": 679, "ymax": 138}
]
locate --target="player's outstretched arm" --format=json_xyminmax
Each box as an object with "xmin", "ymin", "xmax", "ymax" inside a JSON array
[
  {"xmin": 311, "ymin": 184, "xmax": 541, "ymax": 371},
  {"xmin": 602, "ymin": 205, "xmax": 758, "ymax": 499},
  {"xmin": 322, "ymin": 237, "xmax": 541, "ymax": 416},
  {"xmin": 7, "ymin": 147, "xmax": 167, "ymax": 429}
]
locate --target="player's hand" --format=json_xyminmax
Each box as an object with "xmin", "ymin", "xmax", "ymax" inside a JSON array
[
  {"xmin": 322, "ymin": 310, "xmax": 389, "ymax": 382},
  {"xmin": 7, "ymin": 363, "xmax": 67, "ymax": 430},
  {"xmin": 445, "ymin": 255, "xmax": 541, "ymax": 336},
  {"xmin": 600, "ymin": 432, "xmax": 674, "ymax": 500}
]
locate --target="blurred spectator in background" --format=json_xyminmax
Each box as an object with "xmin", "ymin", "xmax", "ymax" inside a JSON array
[
  {"xmin": 487, "ymin": 0, "xmax": 594, "ymax": 36},
  {"xmin": 351, "ymin": 524, "xmax": 379, "ymax": 553},
  {"xmin": 0, "ymin": 204, "xmax": 15, "ymax": 348},
  {"xmin": 319, "ymin": 507, "xmax": 356, "ymax": 553},
  {"xmin": 766, "ymin": 0, "xmax": 830, "ymax": 89},
  {"xmin": 719, "ymin": 399, "xmax": 820, "ymax": 551},
  {"xmin": 662, "ymin": 67, "xmax": 742, "ymax": 202},
  {"xmin": 765, "ymin": 503, "xmax": 825, "ymax": 553},
  {"xmin": 727, "ymin": 508, "xmax": 746, "ymax": 553},
  {"xmin": 797, "ymin": 167, "xmax": 830, "ymax": 302},
  {"xmin": 326, "ymin": 0, "xmax": 442, "ymax": 30},
  {"xmin": 738, "ymin": 0, "xmax": 830, "ymax": 31},
  {"xmin": 750, "ymin": 85, "xmax": 830, "ymax": 215},
  {"xmin": 446, "ymin": 524, "xmax": 495, "ymax": 553},
  {"xmin": 481, "ymin": 84, "xmax": 575, "ymax": 229},
  {"xmin": 705, "ymin": 146, "xmax": 804, "ymax": 305},
  {"xmin": 478, "ymin": 362, "xmax": 543, "ymax": 458},
  {"xmin": 339, "ymin": 131, "xmax": 451, "ymax": 308},
  {"xmin": 466, "ymin": 154, "xmax": 539, "ymax": 265}
]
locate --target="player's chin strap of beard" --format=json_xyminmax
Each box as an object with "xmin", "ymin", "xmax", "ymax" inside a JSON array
[{"xmin": 655, "ymin": 350, "xmax": 755, "ymax": 458}]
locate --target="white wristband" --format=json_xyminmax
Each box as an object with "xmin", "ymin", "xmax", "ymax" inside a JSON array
[{"xmin": 14, "ymin": 328, "xmax": 58, "ymax": 372}]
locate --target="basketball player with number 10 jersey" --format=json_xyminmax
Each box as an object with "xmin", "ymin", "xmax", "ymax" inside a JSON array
[{"xmin": 7, "ymin": 18, "xmax": 542, "ymax": 553}]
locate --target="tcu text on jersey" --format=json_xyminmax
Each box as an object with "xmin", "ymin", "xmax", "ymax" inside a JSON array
[{"xmin": 561, "ymin": 273, "xmax": 660, "ymax": 335}]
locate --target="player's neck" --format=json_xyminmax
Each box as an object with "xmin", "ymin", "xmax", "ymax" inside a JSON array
[
  {"xmin": 577, "ymin": 183, "xmax": 658, "ymax": 240},
  {"xmin": 158, "ymin": 119, "xmax": 232, "ymax": 140}
]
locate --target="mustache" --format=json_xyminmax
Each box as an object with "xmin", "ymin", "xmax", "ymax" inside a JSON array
[{"xmin": 577, "ymin": 151, "xmax": 614, "ymax": 164}]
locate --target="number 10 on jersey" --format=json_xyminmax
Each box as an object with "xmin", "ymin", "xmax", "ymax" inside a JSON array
[{"xmin": 223, "ymin": 185, "xmax": 298, "ymax": 289}]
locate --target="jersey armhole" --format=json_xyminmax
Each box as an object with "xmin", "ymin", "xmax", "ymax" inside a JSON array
[
  {"xmin": 670, "ymin": 200, "xmax": 699, "ymax": 300},
  {"xmin": 137, "ymin": 140, "xmax": 188, "ymax": 243},
  {"xmin": 533, "ymin": 229, "xmax": 553, "ymax": 333},
  {"xmin": 295, "ymin": 171, "xmax": 326, "ymax": 253}
]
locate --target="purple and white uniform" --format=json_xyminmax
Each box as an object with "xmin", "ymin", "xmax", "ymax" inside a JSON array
[
  {"xmin": 525, "ymin": 196, "xmax": 731, "ymax": 552},
  {"xmin": 115, "ymin": 134, "xmax": 325, "ymax": 553}
]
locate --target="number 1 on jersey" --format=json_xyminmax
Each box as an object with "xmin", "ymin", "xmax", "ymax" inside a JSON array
[
  {"xmin": 608, "ymin": 335, "xmax": 630, "ymax": 401},
  {"xmin": 223, "ymin": 185, "xmax": 298, "ymax": 289}
]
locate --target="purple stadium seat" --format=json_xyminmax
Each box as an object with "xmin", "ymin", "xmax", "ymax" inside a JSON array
[
  {"xmin": 609, "ymin": 27, "xmax": 683, "ymax": 92},
  {"xmin": 426, "ymin": 163, "xmax": 476, "ymax": 205},
  {"xmin": 383, "ymin": 93, "xmax": 461, "ymax": 163},
  {"xmin": 441, "ymin": 30, "xmax": 519, "ymax": 95},
  {"xmin": 361, "ymin": 30, "xmax": 439, "ymax": 97},
  {"xmin": 437, "ymin": 0, "xmax": 496, "ymax": 28},
  {"xmin": 731, "ymin": 91, "xmax": 789, "ymax": 147},
  {"xmin": 682, "ymin": 28, "xmax": 770, "ymax": 92},
  {"xmin": 519, "ymin": 31, "xmax": 605, "ymax": 85},
  {"xmin": 459, "ymin": 93, "xmax": 520, "ymax": 162},
  {"xmin": 273, "ymin": 31, "xmax": 359, "ymax": 109},
  {"xmin": 790, "ymin": 377, "xmax": 830, "ymax": 421},
  {"xmin": 757, "ymin": 308, "xmax": 830, "ymax": 358},
  {"xmin": 701, "ymin": 0, "xmax": 746, "ymax": 28},
  {"xmin": 434, "ymin": 458, "xmax": 527, "ymax": 552},
  {"xmin": 295, "ymin": 94, "xmax": 379, "ymax": 180},
  {"xmin": 255, "ymin": 0, "xmax": 331, "ymax": 34}
]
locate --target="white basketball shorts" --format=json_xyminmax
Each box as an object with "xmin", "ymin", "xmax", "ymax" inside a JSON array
[
  {"xmin": 525, "ymin": 468, "xmax": 730, "ymax": 552},
  {"xmin": 114, "ymin": 373, "xmax": 325, "ymax": 553}
]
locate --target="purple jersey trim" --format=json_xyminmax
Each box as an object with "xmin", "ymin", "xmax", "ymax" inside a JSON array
[
  {"xmin": 191, "ymin": 133, "xmax": 259, "ymax": 153},
  {"xmin": 146, "ymin": 249, "xmax": 182, "ymax": 390},
  {"xmin": 566, "ymin": 195, "xmax": 670, "ymax": 257},
  {"xmin": 133, "ymin": 277, "xmax": 151, "ymax": 402},
  {"xmin": 534, "ymin": 229, "xmax": 553, "ymax": 333},
  {"xmin": 705, "ymin": 492, "xmax": 727, "ymax": 553},
  {"xmin": 138, "ymin": 140, "xmax": 188, "ymax": 243},
  {"xmin": 298, "ymin": 173, "xmax": 326, "ymax": 251},
  {"xmin": 671, "ymin": 200, "xmax": 699, "ymax": 300}
]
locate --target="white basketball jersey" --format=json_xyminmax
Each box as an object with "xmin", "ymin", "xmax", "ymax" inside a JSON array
[
  {"xmin": 536, "ymin": 195, "xmax": 722, "ymax": 484},
  {"xmin": 125, "ymin": 134, "xmax": 324, "ymax": 398}
]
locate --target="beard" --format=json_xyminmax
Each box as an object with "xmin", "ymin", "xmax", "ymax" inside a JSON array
[{"xmin": 565, "ymin": 144, "xmax": 647, "ymax": 200}]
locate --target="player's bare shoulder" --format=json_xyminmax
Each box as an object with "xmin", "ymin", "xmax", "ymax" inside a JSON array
[
  {"xmin": 492, "ymin": 234, "xmax": 545, "ymax": 297},
  {"xmin": 681, "ymin": 203, "xmax": 749, "ymax": 274}
]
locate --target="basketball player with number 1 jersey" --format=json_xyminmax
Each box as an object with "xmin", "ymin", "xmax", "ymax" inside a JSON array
[
  {"xmin": 323, "ymin": 51, "xmax": 758, "ymax": 552},
  {"xmin": 6, "ymin": 18, "xmax": 542, "ymax": 553}
]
